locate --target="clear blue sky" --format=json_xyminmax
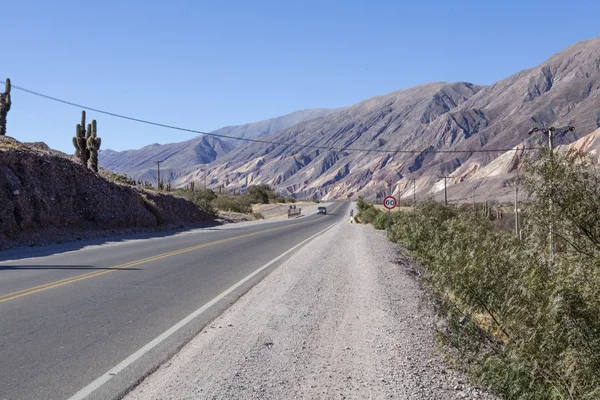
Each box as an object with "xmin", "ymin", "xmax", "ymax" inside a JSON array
[{"xmin": 2, "ymin": 0, "xmax": 599, "ymax": 153}]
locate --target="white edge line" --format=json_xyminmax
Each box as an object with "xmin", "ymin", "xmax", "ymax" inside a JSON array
[{"xmin": 67, "ymin": 218, "xmax": 340, "ymax": 400}]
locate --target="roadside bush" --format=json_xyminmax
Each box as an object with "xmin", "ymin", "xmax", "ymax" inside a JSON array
[
  {"xmin": 359, "ymin": 207, "xmax": 381, "ymax": 224},
  {"xmin": 384, "ymin": 150, "xmax": 600, "ymax": 399},
  {"xmin": 246, "ymin": 184, "xmax": 273, "ymax": 204},
  {"xmin": 356, "ymin": 199, "xmax": 383, "ymax": 224},
  {"xmin": 373, "ymin": 212, "xmax": 387, "ymax": 230},
  {"xmin": 215, "ymin": 194, "xmax": 253, "ymax": 214},
  {"xmin": 173, "ymin": 188, "xmax": 218, "ymax": 218},
  {"xmin": 271, "ymin": 194, "xmax": 286, "ymax": 203}
]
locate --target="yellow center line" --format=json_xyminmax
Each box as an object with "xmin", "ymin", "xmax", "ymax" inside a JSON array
[{"xmin": 0, "ymin": 203, "xmax": 344, "ymax": 304}]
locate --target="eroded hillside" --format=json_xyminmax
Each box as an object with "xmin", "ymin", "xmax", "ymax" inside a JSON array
[{"xmin": 0, "ymin": 136, "xmax": 213, "ymax": 249}]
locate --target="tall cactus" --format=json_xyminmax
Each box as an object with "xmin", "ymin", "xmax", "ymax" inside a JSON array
[
  {"xmin": 72, "ymin": 110, "xmax": 90, "ymax": 165},
  {"xmin": 86, "ymin": 119, "xmax": 101, "ymax": 172},
  {"xmin": 0, "ymin": 78, "xmax": 11, "ymax": 136}
]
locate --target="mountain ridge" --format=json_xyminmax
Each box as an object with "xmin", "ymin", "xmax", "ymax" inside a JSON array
[
  {"xmin": 103, "ymin": 36, "xmax": 600, "ymax": 201},
  {"xmin": 99, "ymin": 108, "xmax": 338, "ymax": 183}
]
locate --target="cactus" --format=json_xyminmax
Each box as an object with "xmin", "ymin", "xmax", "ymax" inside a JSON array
[
  {"xmin": 0, "ymin": 78, "xmax": 11, "ymax": 136},
  {"xmin": 72, "ymin": 111, "xmax": 90, "ymax": 165},
  {"xmin": 86, "ymin": 119, "xmax": 101, "ymax": 172},
  {"xmin": 481, "ymin": 200, "xmax": 491, "ymax": 219},
  {"xmin": 190, "ymin": 181, "xmax": 195, "ymax": 191}
]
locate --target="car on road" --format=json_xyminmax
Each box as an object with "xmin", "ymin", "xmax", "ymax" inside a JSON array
[{"xmin": 317, "ymin": 206, "xmax": 327, "ymax": 215}]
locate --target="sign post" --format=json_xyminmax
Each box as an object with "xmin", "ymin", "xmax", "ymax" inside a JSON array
[{"xmin": 383, "ymin": 195, "xmax": 397, "ymax": 234}]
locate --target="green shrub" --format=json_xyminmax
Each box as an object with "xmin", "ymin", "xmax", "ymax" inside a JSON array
[
  {"xmin": 355, "ymin": 199, "xmax": 384, "ymax": 225},
  {"xmin": 246, "ymin": 184, "xmax": 273, "ymax": 204},
  {"xmin": 383, "ymin": 151, "xmax": 600, "ymax": 399},
  {"xmin": 215, "ymin": 194, "xmax": 253, "ymax": 214},
  {"xmin": 173, "ymin": 188, "xmax": 218, "ymax": 218},
  {"xmin": 359, "ymin": 207, "xmax": 381, "ymax": 224},
  {"xmin": 373, "ymin": 212, "xmax": 386, "ymax": 230},
  {"xmin": 252, "ymin": 212, "xmax": 265, "ymax": 220}
]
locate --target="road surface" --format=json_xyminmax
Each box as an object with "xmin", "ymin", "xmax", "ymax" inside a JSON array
[{"xmin": 0, "ymin": 202, "xmax": 348, "ymax": 400}]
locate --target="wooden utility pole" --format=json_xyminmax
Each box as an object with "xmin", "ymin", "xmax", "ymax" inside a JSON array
[
  {"xmin": 154, "ymin": 160, "xmax": 163, "ymax": 191},
  {"xmin": 528, "ymin": 124, "xmax": 575, "ymax": 264},
  {"xmin": 409, "ymin": 179, "xmax": 417, "ymax": 204},
  {"xmin": 514, "ymin": 184, "xmax": 519, "ymax": 240},
  {"xmin": 438, "ymin": 175, "xmax": 454, "ymax": 205}
]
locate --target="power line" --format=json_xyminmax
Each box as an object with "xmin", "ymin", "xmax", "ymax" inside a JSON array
[{"xmin": 11, "ymin": 83, "xmax": 543, "ymax": 155}]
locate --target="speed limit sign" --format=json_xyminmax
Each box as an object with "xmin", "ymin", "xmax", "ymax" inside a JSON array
[{"xmin": 383, "ymin": 196, "xmax": 397, "ymax": 210}]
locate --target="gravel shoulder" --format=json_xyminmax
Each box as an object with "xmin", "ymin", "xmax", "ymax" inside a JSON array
[{"xmin": 124, "ymin": 212, "xmax": 500, "ymax": 400}]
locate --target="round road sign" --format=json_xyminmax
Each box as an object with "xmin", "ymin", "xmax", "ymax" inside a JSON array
[{"xmin": 383, "ymin": 196, "xmax": 397, "ymax": 210}]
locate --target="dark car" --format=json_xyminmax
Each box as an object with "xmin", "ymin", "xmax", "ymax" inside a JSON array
[{"xmin": 317, "ymin": 206, "xmax": 327, "ymax": 215}]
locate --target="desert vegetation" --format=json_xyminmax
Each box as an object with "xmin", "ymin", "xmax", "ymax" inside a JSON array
[
  {"xmin": 172, "ymin": 183, "xmax": 295, "ymax": 217},
  {"xmin": 0, "ymin": 78, "xmax": 11, "ymax": 136},
  {"xmin": 72, "ymin": 110, "xmax": 102, "ymax": 172},
  {"xmin": 360, "ymin": 149, "xmax": 600, "ymax": 399}
]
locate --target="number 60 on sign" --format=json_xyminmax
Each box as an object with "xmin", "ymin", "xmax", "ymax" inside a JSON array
[{"xmin": 383, "ymin": 196, "xmax": 397, "ymax": 210}]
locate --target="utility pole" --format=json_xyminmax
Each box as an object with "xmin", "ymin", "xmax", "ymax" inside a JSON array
[
  {"xmin": 438, "ymin": 175, "xmax": 454, "ymax": 206},
  {"xmin": 528, "ymin": 124, "xmax": 575, "ymax": 264},
  {"xmin": 472, "ymin": 188, "xmax": 475, "ymax": 211},
  {"xmin": 154, "ymin": 160, "xmax": 163, "ymax": 191},
  {"xmin": 514, "ymin": 184, "xmax": 519, "ymax": 240},
  {"xmin": 408, "ymin": 179, "xmax": 417, "ymax": 204}
]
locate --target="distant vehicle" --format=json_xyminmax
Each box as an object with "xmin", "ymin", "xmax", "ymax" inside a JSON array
[{"xmin": 317, "ymin": 206, "xmax": 327, "ymax": 215}]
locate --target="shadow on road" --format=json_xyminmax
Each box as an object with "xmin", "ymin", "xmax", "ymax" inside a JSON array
[
  {"xmin": 0, "ymin": 222, "xmax": 225, "ymax": 262},
  {"xmin": 0, "ymin": 265, "xmax": 142, "ymax": 271},
  {"xmin": 0, "ymin": 205, "xmax": 346, "ymax": 263}
]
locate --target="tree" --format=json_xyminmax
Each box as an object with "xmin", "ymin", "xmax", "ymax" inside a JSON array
[{"xmin": 246, "ymin": 184, "xmax": 274, "ymax": 204}]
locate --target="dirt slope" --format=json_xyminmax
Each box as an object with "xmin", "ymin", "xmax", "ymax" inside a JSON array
[{"xmin": 0, "ymin": 136, "xmax": 213, "ymax": 249}]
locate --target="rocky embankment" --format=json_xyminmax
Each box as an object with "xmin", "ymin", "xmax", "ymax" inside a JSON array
[{"xmin": 0, "ymin": 136, "xmax": 213, "ymax": 249}]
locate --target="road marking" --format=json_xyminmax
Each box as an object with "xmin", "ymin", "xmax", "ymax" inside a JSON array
[
  {"xmin": 67, "ymin": 217, "xmax": 341, "ymax": 400},
  {"xmin": 0, "ymin": 206, "xmax": 343, "ymax": 305}
]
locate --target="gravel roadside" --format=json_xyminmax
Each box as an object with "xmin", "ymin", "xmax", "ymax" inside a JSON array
[{"xmin": 124, "ymin": 213, "xmax": 500, "ymax": 400}]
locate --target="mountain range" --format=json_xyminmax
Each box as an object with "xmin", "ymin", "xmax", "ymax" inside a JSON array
[
  {"xmin": 99, "ymin": 36, "xmax": 600, "ymax": 202},
  {"xmin": 99, "ymin": 108, "xmax": 337, "ymax": 183}
]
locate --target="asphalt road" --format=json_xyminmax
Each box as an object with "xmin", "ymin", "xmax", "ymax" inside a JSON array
[{"xmin": 0, "ymin": 202, "xmax": 349, "ymax": 400}]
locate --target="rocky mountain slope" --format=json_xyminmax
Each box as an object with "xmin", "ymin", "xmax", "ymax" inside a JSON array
[
  {"xmin": 99, "ymin": 108, "xmax": 336, "ymax": 183},
  {"xmin": 438, "ymin": 126, "xmax": 600, "ymax": 204},
  {"xmin": 174, "ymin": 36, "xmax": 600, "ymax": 201},
  {"xmin": 0, "ymin": 136, "xmax": 213, "ymax": 249},
  {"xmin": 99, "ymin": 135, "xmax": 235, "ymax": 184},
  {"xmin": 213, "ymin": 108, "xmax": 338, "ymax": 143}
]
